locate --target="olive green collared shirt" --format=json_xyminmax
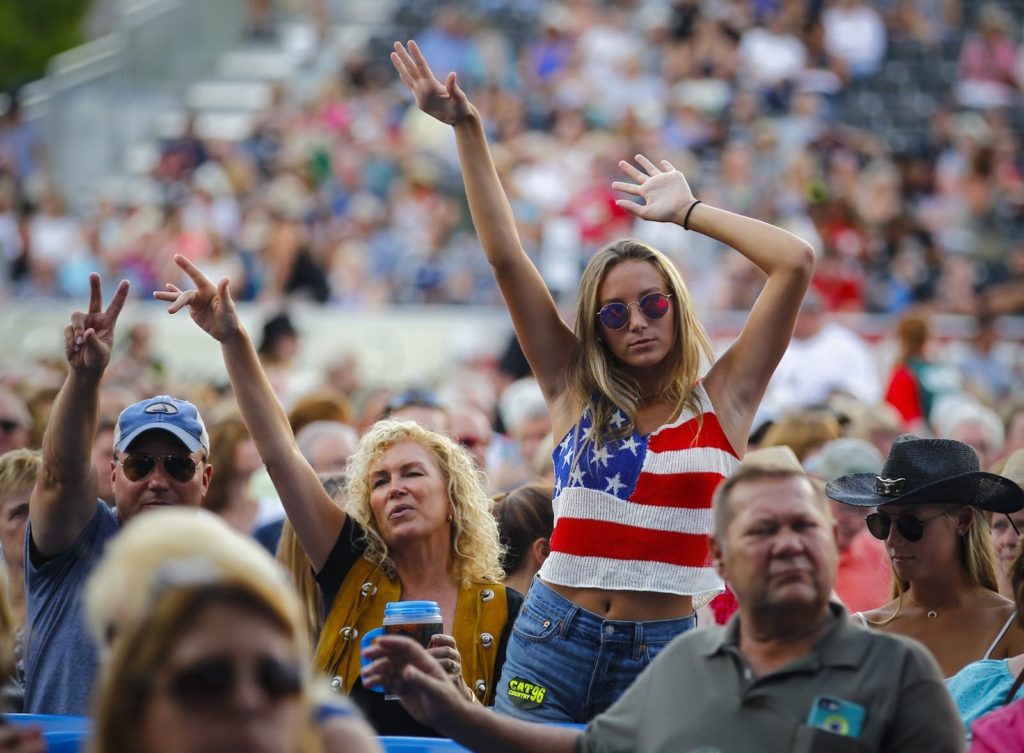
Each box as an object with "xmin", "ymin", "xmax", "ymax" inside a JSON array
[{"xmin": 579, "ymin": 602, "xmax": 964, "ymax": 753}]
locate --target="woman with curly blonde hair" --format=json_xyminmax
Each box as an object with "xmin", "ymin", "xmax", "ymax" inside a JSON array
[
  {"xmin": 344, "ymin": 420, "xmax": 504, "ymax": 585},
  {"xmin": 158, "ymin": 256, "xmax": 518, "ymax": 737}
]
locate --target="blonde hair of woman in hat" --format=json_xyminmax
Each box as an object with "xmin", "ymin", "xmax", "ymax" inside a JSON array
[
  {"xmin": 826, "ymin": 435, "xmax": 1024, "ymax": 678},
  {"xmin": 389, "ymin": 40, "xmax": 814, "ymax": 723}
]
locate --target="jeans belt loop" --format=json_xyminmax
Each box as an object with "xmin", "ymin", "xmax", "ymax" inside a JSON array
[
  {"xmin": 559, "ymin": 605, "xmax": 578, "ymax": 639},
  {"xmin": 633, "ymin": 621, "xmax": 645, "ymax": 660}
]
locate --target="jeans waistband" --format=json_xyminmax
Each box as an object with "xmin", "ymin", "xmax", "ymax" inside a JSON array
[{"xmin": 530, "ymin": 578, "xmax": 696, "ymax": 646}]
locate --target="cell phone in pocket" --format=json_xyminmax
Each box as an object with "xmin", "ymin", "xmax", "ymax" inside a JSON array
[{"xmin": 805, "ymin": 695, "xmax": 865, "ymax": 738}]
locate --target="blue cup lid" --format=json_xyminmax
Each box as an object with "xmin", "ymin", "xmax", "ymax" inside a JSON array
[{"xmin": 383, "ymin": 601, "xmax": 442, "ymax": 619}]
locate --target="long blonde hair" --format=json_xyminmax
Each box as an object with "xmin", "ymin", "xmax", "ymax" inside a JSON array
[
  {"xmin": 278, "ymin": 518, "xmax": 324, "ymax": 644},
  {"xmin": 344, "ymin": 420, "xmax": 504, "ymax": 584},
  {"xmin": 567, "ymin": 239, "xmax": 714, "ymax": 440},
  {"xmin": 277, "ymin": 472, "xmax": 346, "ymax": 644},
  {"xmin": 877, "ymin": 505, "xmax": 999, "ymax": 624}
]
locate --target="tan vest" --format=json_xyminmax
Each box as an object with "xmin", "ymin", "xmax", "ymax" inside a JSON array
[{"xmin": 314, "ymin": 556, "xmax": 509, "ymax": 705}]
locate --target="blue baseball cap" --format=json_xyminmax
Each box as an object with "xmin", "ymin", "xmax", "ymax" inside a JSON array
[{"xmin": 113, "ymin": 396, "xmax": 210, "ymax": 454}]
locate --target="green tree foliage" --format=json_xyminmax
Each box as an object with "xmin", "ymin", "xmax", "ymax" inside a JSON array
[{"xmin": 0, "ymin": 0, "xmax": 93, "ymax": 92}]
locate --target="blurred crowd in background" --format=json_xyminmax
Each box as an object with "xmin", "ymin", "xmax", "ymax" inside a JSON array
[
  {"xmin": 3, "ymin": 0, "xmax": 1024, "ymax": 316},
  {"xmin": 5, "ymin": 0, "xmax": 1024, "ymax": 506}
]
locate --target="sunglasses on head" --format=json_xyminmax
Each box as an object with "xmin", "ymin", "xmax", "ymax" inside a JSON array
[
  {"xmin": 385, "ymin": 388, "xmax": 443, "ymax": 415},
  {"xmin": 596, "ymin": 292, "xmax": 673, "ymax": 331},
  {"xmin": 120, "ymin": 454, "xmax": 198, "ymax": 483},
  {"xmin": 163, "ymin": 654, "xmax": 303, "ymax": 711},
  {"xmin": 865, "ymin": 511, "xmax": 947, "ymax": 542}
]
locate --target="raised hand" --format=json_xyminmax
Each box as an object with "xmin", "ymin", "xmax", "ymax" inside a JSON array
[
  {"xmin": 612, "ymin": 154, "xmax": 697, "ymax": 224},
  {"xmin": 64, "ymin": 274, "xmax": 130, "ymax": 375},
  {"xmin": 362, "ymin": 635, "xmax": 468, "ymax": 727},
  {"xmin": 154, "ymin": 254, "xmax": 240, "ymax": 342},
  {"xmin": 391, "ymin": 40, "xmax": 473, "ymax": 126}
]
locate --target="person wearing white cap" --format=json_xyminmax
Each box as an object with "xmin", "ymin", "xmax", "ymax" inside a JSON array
[{"xmin": 23, "ymin": 274, "xmax": 214, "ymax": 716}]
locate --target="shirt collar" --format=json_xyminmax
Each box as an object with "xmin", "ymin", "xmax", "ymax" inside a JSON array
[{"xmin": 703, "ymin": 601, "xmax": 864, "ymax": 670}]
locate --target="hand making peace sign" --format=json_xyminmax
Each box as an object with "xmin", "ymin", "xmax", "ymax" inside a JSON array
[
  {"xmin": 154, "ymin": 254, "xmax": 241, "ymax": 343},
  {"xmin": 64, "ymin": 274, "xmax": 130, "ymax": 375}
]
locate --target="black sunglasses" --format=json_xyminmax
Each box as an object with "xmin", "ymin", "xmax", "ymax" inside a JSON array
[
  {"xmin": 0, "ymin": 419, "xmax": 21, "ymax": 434},
  {"xmin": 865, "ymin": 511, "xmax": 947, "ymax": 542},
  {"xmin": 597, "ymin": 292, "xmax": 673, "ymax": 330},
  {"xmin": 120, "ymin": 454, "xmax": 198, "ymax": 483},
  {"xmin": 164, "ymin": 655, "xmax": 303, "ymax": 711}
]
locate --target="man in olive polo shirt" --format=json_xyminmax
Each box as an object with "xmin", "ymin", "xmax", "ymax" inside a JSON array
[{"xmin": 362, "ymin": 464, "xmax": 964, "ymax": 753}]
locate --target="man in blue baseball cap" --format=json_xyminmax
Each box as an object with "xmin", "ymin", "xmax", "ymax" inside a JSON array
[{"xmin": 24, "ymin": 275, "xmax": 214, "ymax": 715}]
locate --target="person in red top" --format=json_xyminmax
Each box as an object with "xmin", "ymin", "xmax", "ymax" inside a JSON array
[{"xmin": 885, "ymin": 312, "xmax": 960, "ymax": 433}]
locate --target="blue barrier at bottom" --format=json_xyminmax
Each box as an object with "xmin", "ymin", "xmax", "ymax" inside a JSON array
[
  {"xmin": 8, "ymin": 714, "xmax": 90, "ymax": 732},
  {"xmin": 380, "ymin": 737, "xmax": 472, "ymax": 752},
  {"xmin": 8, "ymin": 715, "xmax": 90, "ymax": 753},
  {"xmin": 37, "ymin": 731, "xmax": 88, "ymax": 753},
  {"xmin": 379, "ymin": 725, "xmax": 584, "ymax": 753},
  {"xmin": 7, "ymin": 714, "xmax": 583, "ymax": 752}
]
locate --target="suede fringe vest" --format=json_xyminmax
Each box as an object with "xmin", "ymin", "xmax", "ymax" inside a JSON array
[{"xmin": 314, "ymin": 556, "xmax": 508, "ymax": 705}]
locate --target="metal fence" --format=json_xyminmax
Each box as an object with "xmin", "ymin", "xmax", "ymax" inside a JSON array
[{"xmin": 22, "ymin": 0, "xmax": 244, "ymax": 208}]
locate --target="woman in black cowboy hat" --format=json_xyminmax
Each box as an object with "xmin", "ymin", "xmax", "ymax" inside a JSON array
[{"xmin": 827, "ymin": 434, "xmax": 1024, "ymax": 677}]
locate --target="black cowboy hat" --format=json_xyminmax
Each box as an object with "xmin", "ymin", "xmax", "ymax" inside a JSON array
[{"xmin": 825, "ymin": 434, "xmax": 1024, "ymax": 513}]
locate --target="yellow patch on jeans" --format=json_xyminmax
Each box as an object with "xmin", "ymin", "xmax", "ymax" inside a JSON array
[{"xmin": 506, "ymin": 677, "xmax": 547, "ymax": 709}]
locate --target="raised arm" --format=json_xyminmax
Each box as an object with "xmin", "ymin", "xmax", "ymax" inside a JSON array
[
  {"xmin": 391, "ymin": 41, "xmax": 575, "ymax": 406},
  {"xmin": 31, "ymin": 275, "xmax": 130, "ymax": 557},
  {"xmin": 614, "ymin": 155, "xmax": 815, "ymax": 450},
  {"xmin": 155, "ymin": 255, "xmax": 344, "ymax": 570}
]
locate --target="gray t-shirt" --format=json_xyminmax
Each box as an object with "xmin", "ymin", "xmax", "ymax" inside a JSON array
[
  {"xmin": 24, "ymin": 502, "xmax": 119, "ymax": 715},
  {"xmin": 578, "ymin": 602, "xmax": 964, "ymax": 753}
]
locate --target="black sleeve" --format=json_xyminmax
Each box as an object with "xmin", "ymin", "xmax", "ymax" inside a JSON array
[
  {"xmin": 489, "ymin": 586, "xmax": 524, "ymax": 704},
  {"xmin": 314, "ymin": 516, "xmax": 367, "ymax": 613}
]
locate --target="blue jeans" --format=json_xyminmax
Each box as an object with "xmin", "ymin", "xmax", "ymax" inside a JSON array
[{"xmin": 493, "ymin": 578, "xmax": 696, "ymax": 723}]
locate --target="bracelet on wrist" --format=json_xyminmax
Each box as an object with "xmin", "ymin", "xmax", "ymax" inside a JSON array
[{"xmin": 682, "ymin": 199, "xmax": 702, "ymax": 231}]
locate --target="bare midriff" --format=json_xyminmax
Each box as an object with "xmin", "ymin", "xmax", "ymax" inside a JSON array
[{"xmin": 544, "ymin": 580, "xmax": 695, "ymax": 621}]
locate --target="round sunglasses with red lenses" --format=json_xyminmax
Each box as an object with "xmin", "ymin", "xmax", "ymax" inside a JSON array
[
  {"xmin": 120, "ymin": 454, "xmax": 198, "ymax": 483},
  {"xmin": 865, "ymin": 511, "xmax": 947, "ymax": 542},
  {"xmin": 596, "ymin": 292, "xmax": 673, "ymax": 330}
]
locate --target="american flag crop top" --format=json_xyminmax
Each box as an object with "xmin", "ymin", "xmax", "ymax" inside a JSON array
[{"xmin": 539, "ymin": 383, "xmax": 740, "ymax": 603}]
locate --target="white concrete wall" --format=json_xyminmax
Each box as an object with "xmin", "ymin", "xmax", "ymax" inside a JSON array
[{"xmin": 0, "ymin": 301, "xmax": 515, "ymax": 388}]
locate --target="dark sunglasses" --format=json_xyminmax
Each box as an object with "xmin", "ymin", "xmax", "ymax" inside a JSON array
[
  {"xmin": 865, "ymin": 511, "xmax": 947, "ymax": 542},
  {"xmin": 596, "ymin": 292, "xmax": 673, "ymax": 330},
  {"xmin": 120, "ymin": 454, "xmax": 198, "ymax": 483},
  {"xmin": 0, "ymin": 419, "xmax": 21, "ymax": 434},
  {"xmin": 164, "ymin": 655, "xmax": 303, "ymax": 711}
]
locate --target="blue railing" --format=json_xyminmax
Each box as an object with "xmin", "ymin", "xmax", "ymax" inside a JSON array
[{"xmin": 8, "ymin": 715, "xmax": 584, "ymax": 752}]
